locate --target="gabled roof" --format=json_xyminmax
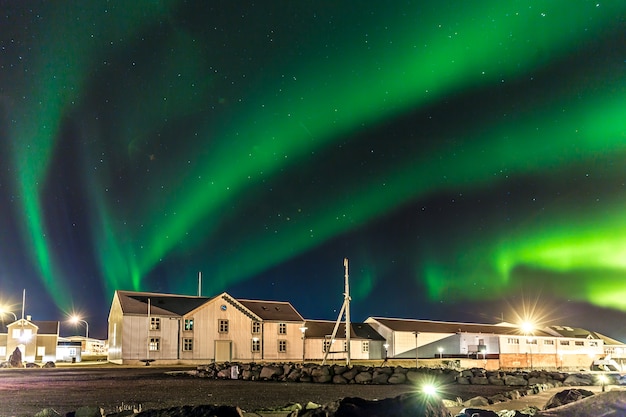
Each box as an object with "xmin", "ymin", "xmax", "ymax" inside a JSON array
[
  {"xmin": 116, "ymin": 290, "xmax": 212, "ymax": 316},
  {"xmin": 5, "ymin": 319, "xmax": 59, "ymax": 335},
  {"xmin": 546, "ymin": 325, "xmax": 620, "ymax": 343},
  {"xmin": 368, "ymin": 317, "xmax": 553, "ymax": 337},
  {"xmin": 305, "ymin": 320, "xmax": 385, "ymax": 341},
  {"xmin": 237, "ymin": 299, "xmax": 304, "ymax": 322}
]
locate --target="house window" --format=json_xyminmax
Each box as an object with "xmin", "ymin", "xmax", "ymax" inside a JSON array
[
  {"xmin": 278, "ymin": 323, "xmax": 287, "ymax": 335},
  {"xmin": 575, "ymin": 341, "xmax": 585, "ymax": 346},
  {"xmin": 507, "ymin": 338, "xmax": 520, "ymax": 345},
  {"xmin": 560, "ymin": 340, "xmax": 570, "ymax": 346},
  {"xmin": 150, "ymin": 317, "xmax": 161, "ymax": 331},
  {"xmin": 37, "ymin": 346, "xmax": 45, "ymax": 356},
  {"xmin": 278, "ymin": 340, "xmax": 287, "ymax": 352},
  {"xmin": 362, "ymin": 341, "xmax": 370, "ymax": 353},
  {"xmin": 184, "ymin": 319, "xmax": 194, "ymax": 331},
  {"xmin": 252, "ymin": 321, "xmax": 261, "ymax": 334},
  {"xmin": 544, "ymin": 340, "xmax": 554, "ymax": 345},
  {"xmin": 252, "ymin": 339, "xmax": 261, "ymax": 352},
  {"xmin": 343, "ymin": 341, "xmax": 348, "ymax": 352},
  {"xmin": 13, "ymin": 328, "xmax": 32, "ymax": 340},
  {"xmin": 183, "ymin": 338, "xmax": 193, "ymax": 351},
  {"xmin": 589, "ymin": 341, "xmax": 598, "ymax": 347},
  {"xmin": 323, "ymin": 339, "xmax": 332, "ymax": 352},
  {"xmin": 526, "ymin": 339, "xmax": 537, "ymax": 345},
  {"xmin": 219, "ymin": 319, "xmax": 229, "ymax": 333},
  {"xmin": 149, "ymin": 338, "xmax": 160, "ymax": 351}
]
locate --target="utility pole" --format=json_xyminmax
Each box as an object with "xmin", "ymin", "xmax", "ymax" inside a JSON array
[{"xmin": 322, "ymin": 258, "xmax": 352, "ymax": 366}]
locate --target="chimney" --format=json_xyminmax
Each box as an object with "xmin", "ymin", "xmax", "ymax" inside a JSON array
[{"xmin": 26, "ymin": 315, "xmax": 32, "ymax": 321}]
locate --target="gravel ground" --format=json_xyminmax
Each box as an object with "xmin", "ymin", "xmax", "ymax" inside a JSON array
[{"xmin": 0, "ymin": 366, "xmax": 517, "ymax": 416}]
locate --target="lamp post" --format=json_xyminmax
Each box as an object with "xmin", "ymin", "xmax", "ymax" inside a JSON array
[
  {"xmin": 438, "ymin": 347, "xmax": 444, "ymax": 359},
  {"xmin": 413, "ymin": 331, "xmax": 419, "ymax": 368},
  {"xmin": 70, "ymin": 315, "xmax": 89, "ymax": 339},
  {"xmin": 299, "ymin": 326, "xmax": 308, "ymax": 363},
  {"xmin": 383, "ymin": 343, "xmax": 389, "ymax": 361}
]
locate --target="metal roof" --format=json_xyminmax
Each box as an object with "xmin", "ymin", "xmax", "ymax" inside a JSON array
[
  {"xmin": 368, "ymin": 317, "xmax": 554, "ymax": 337},
  {"xmin": 116, "ymin": 290, "xmax": 212, "ymax": 316},
  {"xmin": 237, "ymin": 299, "xmax": 304, "ymax": 322},
  {"xmin": 305, "ymin": 320, "xmax": 385, "ymax": 340}
]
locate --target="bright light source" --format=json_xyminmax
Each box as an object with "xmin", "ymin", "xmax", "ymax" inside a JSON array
[
  {"xmin": 422, "ymin": 384, "xmax": 438, "ymax": 396},
  {"xmin": 521, "ymin": 321, "xmax": 534, "ymax": 334}
]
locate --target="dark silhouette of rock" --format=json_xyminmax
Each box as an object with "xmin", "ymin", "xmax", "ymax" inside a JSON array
[
  {"xmin": 297, "ymin": 393, "xmax": 450, "ymax": 417},
  {"xmin": 536, "ymin": 391, "xmax": 626, "ymax": 417},
  {"xmin": 456, "ymin": 408, "xmax": 499, "ymax": 417},
  {"xmin": 8, "ymin": 347, "xmax": 22, "ymax": 368},
  {"xmin": 134, "ymin": 404, "xmax": 243, "ymax": 417},
  {"xmin": 543, "ymin": 388, "xmax": 595, "ymax": 410}
]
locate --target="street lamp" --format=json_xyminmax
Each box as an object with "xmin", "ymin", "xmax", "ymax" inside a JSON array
[
  {"xmin": 438, "ymin": 346, "xmax": 444, "ymax": 359},
  {"xmin": 0, "ymin": 308, "xmax": 17, "ymax": 321},
  {"xmin": 69, "ymin": 315, "xmax": 89, "ymax": 339},
  {"xmin": 413, "ymin": 331, "xmax": 419, "ymax": 368},
  {"xmin": 521, "ymin": 321, "xmax": 534, "ymax": 370},
  {"xmin": 299, "ymin": 326, "xmax": 307, "ymax": 363},
  {"xmin": 383, "ymin": 343, "xmax": 389, "ymax": 361}
]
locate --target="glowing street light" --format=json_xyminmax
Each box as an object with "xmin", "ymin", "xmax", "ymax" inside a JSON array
[
  {"xmin": 438, "ymin": 346, "xmax": 444, "ymax": 359},
  {"xmin": 0, "ymin": 308, "xmax": 17, "ymax": 321},
  {"xmin": 69, "ymin": 315, "xmax": 89, "ymax": 339}
]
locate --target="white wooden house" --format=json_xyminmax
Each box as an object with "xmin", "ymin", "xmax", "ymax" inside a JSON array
[
  {"xmin": 302, "ymin": 320, "xmax": 386, "ymax": 361},
  {"xmin": 108, "ymin": 290, "xmax": 305, "ymax": 364},
  {"xmin": 0, "ymin": 317, "xmax": 59, "ymax": 363}
]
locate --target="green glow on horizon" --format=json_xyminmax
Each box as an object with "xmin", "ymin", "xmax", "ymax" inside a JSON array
[{"xmin": 7, "ymin": 1, "xmax": 626, "ymax": 314}]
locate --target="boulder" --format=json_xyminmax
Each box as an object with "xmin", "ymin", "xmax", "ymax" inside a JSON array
[
  {"xmin": 371, "ymin": 370, "xmax": 389, "ymax": 384},
  {"xmin": 260, "ymin": 365, "xmax": 283, "ymax": 380},
  {"xmin": 457, "ymin": 408, "xmax": 499, "ymax": 417},
  {"xmin": 298, "ymin": 392, "xmax": 450, "ymax": 417},
  {"xmin": 387, "ymin": 373, "xmax": 407, "ymax": 384},
  {"xmin": 463, "ymin": 396, "xmax": 490, "ymax": 407},
  {"xmin": 332, "ymin": 375, "xmax": 348, "ymax": 384},
  {"xmin": 505, "ymin": 375, "xmax": 528, "ymax": 386},
  {"xmin": 134, "ymin": 404, "xmax": 243, "ymax": 417},
  {"xmin": 470, "ymin": 376, "xmax": 489, "ymax": 385},
  {"xmin": 563, "ymin": 374, "xmax": 593, "ymax": 386},
  {"xmin": 535, "ymin": 391, "xmax": 626, "ymax": 417},
  {"xmin": 354, "ymin": 371, "xmax": 373, "ymax": 384},
  {"xmin": 543, "ymin": 388, "xmax": 595, "ymax": 410},
  {"xmin": 8, "ymin": 347, "xmax": 22, "ymax": 368}
]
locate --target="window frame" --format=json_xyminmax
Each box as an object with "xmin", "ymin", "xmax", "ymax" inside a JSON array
[
  {"xmin": 149, "ymin": 337, "xmax": 160, "ymax": 351},
  {"xmin": 278, "ymin": 340, "xmax": 287, "ymax": 353},
  {"xmin": 184, "ymin": 319, "xmax": 194, "ymax": 331},
  {"xmin": 278, "ymin": 323, "xmax": 287, "ymax": 335},
  {"xmin": 252, "ymin": 321, "xmax": 261, "ymax": 334},
  {"xmin": 218, "ymin": 319, "xmax": 229, "ymax": 334},
  {"xmin": 150, "ymin": 317, "xmax": 161, "ymax": 331},
  {"xmin": 183, "ymin": 338, "xmax": 193, "ymax": 351}
]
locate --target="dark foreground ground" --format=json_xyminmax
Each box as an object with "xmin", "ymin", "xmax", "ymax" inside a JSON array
[{"xmin": 0, "ymin": 366, "xmax": 515, "ymax": 416}]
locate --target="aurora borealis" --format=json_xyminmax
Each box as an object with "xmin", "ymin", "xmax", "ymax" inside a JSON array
[{"xmin": 1, "ymin": 1, "xmax": 626, "ymax": 339}]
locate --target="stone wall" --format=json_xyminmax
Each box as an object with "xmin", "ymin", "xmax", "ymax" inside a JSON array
[{"xmin": 185, "ymin": 362, "xmax": 613, "ymax": 387}]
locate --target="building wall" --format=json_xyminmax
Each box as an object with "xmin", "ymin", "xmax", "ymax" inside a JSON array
[{"xmin": 107, "ymin": 295, "xmax": 124, "ymax": 363}]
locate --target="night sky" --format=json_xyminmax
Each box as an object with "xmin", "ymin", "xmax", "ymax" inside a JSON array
[{"xmin": 1, "ymin": 1, "xmax": 626, "ymax": 341}]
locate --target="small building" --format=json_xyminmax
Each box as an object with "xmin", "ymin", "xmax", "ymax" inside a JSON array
[
  {"xmin": 0, "ymin": 317, "xmax": 59, "ymax": 363},
  {"xmin": 108, "ymin": 290, "xmax": 306, "ymax": 364},
  {"xmin": 302, "ymin": 320, "xmax": 386, "ymax": 362},
  {"xmin": 56, "ymin": 338, "xmax": 83, "ymax": 363}
]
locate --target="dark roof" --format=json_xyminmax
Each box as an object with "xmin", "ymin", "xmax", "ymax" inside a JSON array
[
  {"xmin": 369, "ymin": 317, "xmax": 553, "ymax": 337},
  {"xmin": 237, "ymin": 299, "xmax": 304, "ymax": 322},
  {"xmin": 32, "ymin": 320, "xmax": 59, "ymax": 335},
  {"xmin": 116, "ymin": 290, "xmax": 212, "ymax": 316},
  {"xmin": 305, "ymin": 320, "xmax": 385, "ymax": 341}
]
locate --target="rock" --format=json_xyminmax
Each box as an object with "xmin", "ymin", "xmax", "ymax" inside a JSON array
[
  {"xmin": 505, "ymin": 375, "xmax": 528, "ymax": 386},
  {"xmin": 371, "ymin": 370, "xmax": 389, "ymax": 384},
  {"xmin": 25, "ymin": 362, "xmax": 40, "ymax": 368},
  {"xmin": 456, "ymin": 376, "xmax": 470, "ymax": 385},
  {"xmin": 470, "ymin": 376, "xmax": 489, "ymax": 385},
  {"xmin": 8, "ymin": 347, "xmax": 22, "ymax": 368},
  {"xmin": 34, "ymin": 408, "xmax": 62, "ymax": 417},
  {"xmin": 562, "ymin": 374, "xmax": 593, "ymax": 386},
  {"xmin": 457, "ymin": 408, "xmax": 499, "ymax": 417},
  {"xmin": 463, "ymin": 396, "xmax": 490, "ymax": 407},
  {"xmin": 406, "ymin": 370, "xmax": 423, "ymax": 383},
  {"xmin": 354, "ymin": 371, "xmax": 372, "ymax": 384},
  {"xmin": 298, "ymin": 392, "xmax": 450, "ymax": 417},
  {"xmin": 543, "ymin": 388, "xmax": 595, "ymax": 410},
  {"xmin": 333, "ymin": 374, "xmax": 348, "ymax": 384},
  {"xmin": 528, "ymin": 376, "xmax": 548, "ymax": 385},
  {"xmin": 341, "ymin": 367, "xmax": 359, "ymax": 381},
  {"xmin": 42, "ymin": 361, "xmax": 56, "ymax": 368},
  {"xmin": 74, "ymin": 405, "xmax": 104, "ymax": 417},
  {"xmin": 135, "ymin": 405, "xmax": 243, "ymax": 417},
  {"xmin": 260, "ymin": 365, "xmax": 283, "ymax": 380},
  {"xmin": 387, "ymin": 373, "xmax": 407, "ymax": 384},
  {"xmin": 488, "ymin": 376, "xmax": 504, "ymax": 385},
  {"xmin": 535, "ymin": 391, "xmax": 626, "ymax": 417}
]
